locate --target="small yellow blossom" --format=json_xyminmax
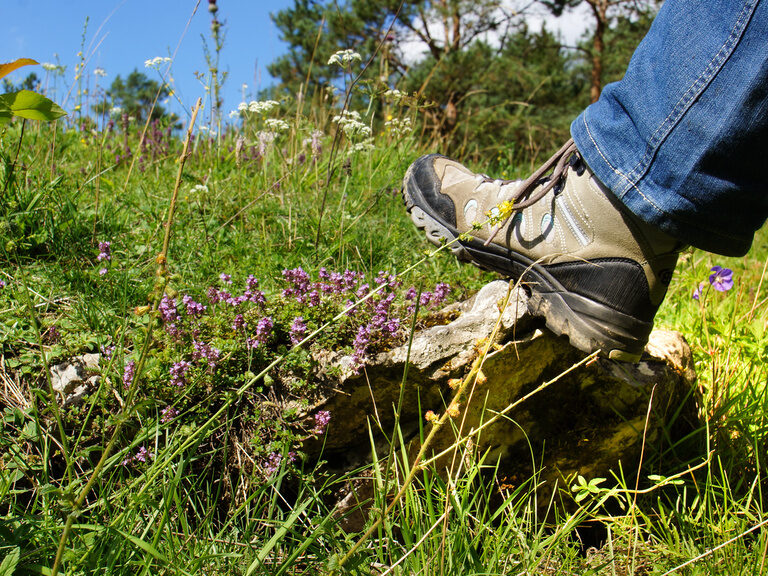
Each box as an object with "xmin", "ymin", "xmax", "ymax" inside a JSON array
[
  {"xmin": 425, "ymin": 410, "xmax": 438, "ymax": 423},
  {"xmin": 447, "ymin": 403, "xmax": 461, "ymax": 418}
]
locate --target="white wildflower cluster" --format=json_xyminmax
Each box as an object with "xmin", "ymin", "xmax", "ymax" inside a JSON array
[
  {"xmin": 332, "ymin": 110, "xmax": 371, "ymax": 138},
  {"xmin": 385, "ymin": 116, "xmax": 412, "ymax": 137},
  {"xmin": 264, "ymin": 118, "xmax": 289, "ymax": 133},
  {"xmin": 327, "ymin": 49, "xmax": 362, "ymax": 68},
  {"xmin": 191, "ymin": 184, "xmax": 209, "ymax": 194},
  {"xmin": 42, "ymin": 62, "xmax": 65, "ymax": 74},
  {"xmin": 236, "ymin": 100, "xmax": 280, "ymax": 115},
  {"xmin": 348, "ymin": 138, "xmax": 375, "ymax": 154},
  {"xmin": 93, "ymin": 67, "xmax": 107, "ymax": 78},
  {"xmin": 109, "ymin": 106, "xmax": 123, "ymax": 118},
  {"xmin": 144, "ymin": 56, "xmax": 172, "ymax": 69},
  {"xmin": 383, "ymin": 89, "xmax": 405, "ymax": 103}
]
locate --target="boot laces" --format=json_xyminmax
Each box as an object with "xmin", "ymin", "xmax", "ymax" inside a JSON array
[{"xmin": 483, "ymin": 139, "xmax": 579, "ymax": 245}]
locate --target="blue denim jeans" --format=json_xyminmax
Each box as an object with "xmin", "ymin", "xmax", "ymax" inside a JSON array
[{"xmin": 571, "ymin": 0, "xmax": 768, "ymax": 256}]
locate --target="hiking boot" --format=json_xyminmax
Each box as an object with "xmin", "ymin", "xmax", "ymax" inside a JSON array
[{"xmin": 402, "ymin": 139, "xmax": 682, "ymax": 362}]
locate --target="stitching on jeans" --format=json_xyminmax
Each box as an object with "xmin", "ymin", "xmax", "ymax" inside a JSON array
[
  {"xmin": 624, "ymin": 0, "xmax": 759, "ymax": 182},
  {"xmin": 582, "ymin": 112, "xmax": 666, "ymax": 217},
  {"xmin": 582, "ymin": 111, "xmax": 746, "ymax": 244}
]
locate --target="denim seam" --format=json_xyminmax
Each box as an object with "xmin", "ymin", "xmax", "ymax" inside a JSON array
[
  {"xmin": 582, "ymin": 111, "xmax": 748, "ymax": 245},
  {"xmin": 622, "ymin": 0, "xmax": 760, "ymax": 188},
  {"xmin": 581, "ymin": 112, "xmax": 666, "ymax": 218}
]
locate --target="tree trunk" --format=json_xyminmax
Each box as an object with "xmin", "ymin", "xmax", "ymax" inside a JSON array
[{"xmin": 589, "ymin": 0, "xmax": 607, "ymax": 103}]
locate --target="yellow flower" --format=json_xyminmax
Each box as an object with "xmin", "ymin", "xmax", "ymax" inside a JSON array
[
  {"xmin": 425, "ymin": 410, "xmax": 438, "ymax": 423},
  {"xmin": 447, "ymin": 403, "xmax": 460, "ymax": 418}
]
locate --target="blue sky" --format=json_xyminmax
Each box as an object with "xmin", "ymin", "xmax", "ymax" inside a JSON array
[{"xmin": 2, "ymin": 0, "xmax": 295, "ymax": 119}]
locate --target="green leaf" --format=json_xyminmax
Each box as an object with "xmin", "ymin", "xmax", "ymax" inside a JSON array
[
  {"xmin": 0, "ymin": 90, "xmax": 66, "ymax": 122},
  {"xmin": 0, "ymin": 547, "xmax": 20, "ymax": 576},
  {"xmin": 113, "ymin": 528, "xmax": 168, "ymax": 563},
  {"xmin": 245, "ymin": 498, "xmax": 312, "ymax": 576}
]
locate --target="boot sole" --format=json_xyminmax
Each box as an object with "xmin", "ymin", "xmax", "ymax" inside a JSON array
[{"xmin": 403, "ymin": 168, "xmax": 649, "ymax": 362}]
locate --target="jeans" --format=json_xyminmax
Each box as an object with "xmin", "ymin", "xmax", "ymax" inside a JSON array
[{"xmin": 571, "ymin": 0, "xmax": 768, "ymax": 257}]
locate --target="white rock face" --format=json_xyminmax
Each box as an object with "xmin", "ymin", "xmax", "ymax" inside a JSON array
[
  {"xmin": 300, "ymin": 280, "xmax": 700, "ymax": 517},
  {"xmin": 50, "ymin": 353, "xmax": 101, "ymax": 405}
]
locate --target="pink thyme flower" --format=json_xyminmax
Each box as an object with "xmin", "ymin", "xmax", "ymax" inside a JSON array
[{"xmin": 161, "ymin": 405, "xmax": 178, "ymax": 423}]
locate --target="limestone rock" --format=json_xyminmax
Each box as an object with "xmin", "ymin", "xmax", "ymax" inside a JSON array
[
  {"xmin": 50, "ymin": 353, "xmax": 101, "ymax": 405},
  {"xmin": 302, "ymin": 280, "xmax": 700, "ymax": 510}
]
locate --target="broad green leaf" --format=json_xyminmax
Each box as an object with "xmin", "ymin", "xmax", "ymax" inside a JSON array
[
  {"xmin": 0, "ymin": 90, "xmax": 66, "ymax": 122},
  {"xmin": 0, "ymin": 58, "xmax": 38, "ymax": 80},
  {"xmin": 0, "ymin": 547, "xmax": 20, "ymax": 576}
]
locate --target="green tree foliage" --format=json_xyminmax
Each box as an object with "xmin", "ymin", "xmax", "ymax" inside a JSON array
[
  {"xmin": 2, "ymin": 72, "xmax": 41, "ymax": 94},
  {"xmin": 405, "ymin": 25, "xmax": 588, "ymax": 162},
  {"xmin": 539, "ymin": 0, "xmax": 660, "ymax": 101},
  {"xmin": 270, "ymin": 0, "xmax": 658, "ymax": 163},
  {"xmin": 97, "ymin": 69, "xmax": 169, "ymax": 121},
  {"xmin": 268, "ymin": 0, "xmax": 515, "ymax": 100}
]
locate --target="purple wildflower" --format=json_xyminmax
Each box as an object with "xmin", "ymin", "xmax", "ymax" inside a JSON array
[
  {"xmin": 384, "ymin": 318, "xmax": 401, "ymax": 334},
  {"xmin": 355, "ymin": 283, "xmax": 371, "ymax": 300},
  {"xmin": 342, "ymin": 269, "xmax": 360, "ymax": 290},
  {"xmin": 351, "ymin": 324, "xmax": 371, "ymax": 371},
  {"xmin": 432, "ymin": 282, "xmax": 451, "ymax": 305},
  {"xmin": 232, "ymin": 313, "xmax": 246, "ymax": 331},
  {"xmin": 246, "ymin": 289, "xmax": 266, "ymax": 306},
  {"xmin": 207, "ymin": 286, "xmax": 221, "ymax": 304},
  {"xmin": 134, "ymin": 445, "xmax": 153, "ymax": 462},
  {"xmin": 159, "ymin": 294, "xmax": 180, "ymax": 324},
  {"xmin": 101, "ymin": 344, "xmax": 116, "ymax": 361},
  {"xmin": 263, "ymin": 451, "xmax": 297, "ymax": 476},
  {"xmin": 709, "ymin": 266, "xmax": 734, "ymax": 292},
  {"xmin": 405, "ymin": 287, "xmax": 418, "ymax": 301},
  {"xmin": 283, "ymin": 267, "xmax": 312, "ymax": 300},
  {"xmin": 169, "ymin": 360, "xmax": 192, "ymax": 387},
  {"xmin": 97, "ymin": 241, "xmax": 111, "ymax": 262},
  {"xmin": 220, "ymin": 273, "xmax": 232, "ymax": 284},
  {"xmin": 246, "ymin": 274, "xmax": 260, "ymax": 290},
  {"xmin": 692, "ymin": 281, "xmax": 706, "ymax": 300},
  {"xmin": 43, "ymin": 325, "xmax": 61, "ymax": 345},
  {"xmin": 290, "ymin": 316, "xmax": 307, "ymax": 346},
  {"xmin": 313, "ymin": 410, "xmax": 331, "ymax": 435},
  {"xmin": 161, "ymin": 405, "xmax": 178, "ymax": 423},
  {"xmin": 192, "ymin": 341, "xmax": 221, "ymax": 372},
  {"xmin": 99, "ymin": 267, "xmax": 108, "ymax": 276},
  {"xmin": 124, "ymin": 445, "xmax": 154, "ymax": 466},
  {"xmin": 123, "ymin": 360, "xmax": 136, "ymax": 389},
  {"xmin": 249, "ymin": 317, "xmax": 273, "ymax": 348},
  {"xmin": 182, "ymin": 294, "xmax": 206, "ymax": 317}
]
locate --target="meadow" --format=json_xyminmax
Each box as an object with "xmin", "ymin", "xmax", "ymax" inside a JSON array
[{"xmin": 1, "ymin": 44, "xmax": 768, "ymax": 576}]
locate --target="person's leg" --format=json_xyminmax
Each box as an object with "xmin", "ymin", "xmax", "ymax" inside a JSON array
[
  {"xmin": 402, "ymin": 0, "xmax": 768, "ymax": 361},
  {"xmin": 572, "ymin": 0, "xmax": 768, "ymax": 257}
]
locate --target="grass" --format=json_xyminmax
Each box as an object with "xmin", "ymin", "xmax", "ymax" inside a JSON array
[{"xmin": 2, "ymin": 55, "xmax": 768, "ymax": 576}]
